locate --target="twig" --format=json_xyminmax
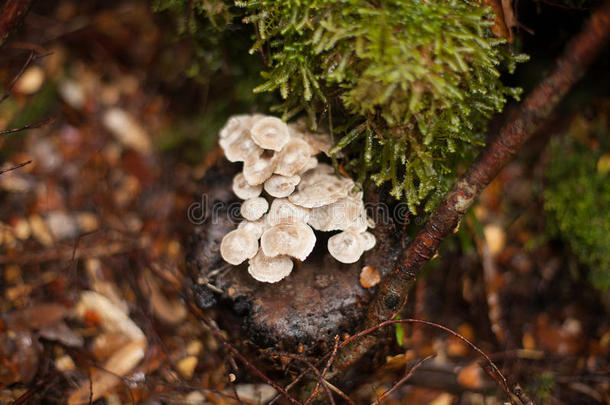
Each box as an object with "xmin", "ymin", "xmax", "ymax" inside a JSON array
[
  {"xmin": 0, "ymin": 49, "xmax": 34, "ymax": 104},
  {"xmin": 370, "ymin": 355, "xmax": 434, "ymax": 405},
  {"xmin": 339, "ymin": 319, "xmax": 511, "ymax": 395},
  {"xmin": 303, "ymin": 335, "xmax": 340, "ymax": 405},
  {"xmin": 0, "ymin": 160, "xmax": 31, "ymax": 175},
  {"xmin": 301, "ymin": 360, "xmax": 337, "ymax": 405},
  {"xmin": 333, "ymin": 0, "xmax": 610, "ymax": 385},
  {"xmin": 512, "ymin": 384, "xmax": 535, "ymax": 405},
  {"xmin": 322, "ymin": 380, "xmax": 355, "ymax": 405},
  {"xmin": 185, "ymin": 302, "xmax": 304, "ymax": 405},
  {"xmin": 0, "ymin": 117, "xmax": 56, "ymax": 136}
]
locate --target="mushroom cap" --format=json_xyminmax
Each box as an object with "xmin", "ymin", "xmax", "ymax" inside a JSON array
[
  {"xmin": 220, "ymin": 128, "xmax": 262, "ymax": 163},
  {"xmin": 250, "ymin": 116, "xmax": 290, "ymax": 151},
  {"xmin": 358, "ymin": 231, "xmax": 376, "ymax": 251},
  {"xmin": 289, "ymin": 174, "xmax": 354, "ymax": 208},
  {"xmin": 266, "ymin": 198, "xmax": 310, "ymax": 226},
  {"xmin": 220, "ymin": 228, "xmax": 259, "ymax": 265},
  {"xmin": 299, "ymin": 163, "xmax": 335, "ymax": 186},
  {"xmin": 327, "ymin": 230, "xmax": 364, "ymax": 264},
  {"xmin": 238, "ymin": 219, "xmax": 268, "ymax": 239},
  {"xmin": 261, "ymin": 222, "xmax": 316, "ymax": 261},
  {"xmin": 301, "ymin": 157, "xmax": 318, "ymax": 173},
  {"xmin": 232, "ymin": 173, "xmax": 262, "ymax": 200},
  {"xmin": 290, "ymin": 125, "xmax": 332, "ymax": 156},
  {"xmin": 248, "ymin": 249, "xmax": 293, "ymax": 283},
  {"xmin": 274, "ymin": 138, "xmax": 314, "ymax": 177},
  {"xmin": 240, "ymin": 197, "xmax": 269, "ymax": 221},
  {"xmin": 308, "ymin": 195, "xmax": 364, "ymax": 232},
  {"xmin": 219, "ymin": 115, "xmax": 251, "ymax": 140},
  {"xmin": 243, "ymin": 151, "xmax": 278, "ymax": 185},
  {"xmin": 264, "ymin": 174, "xmax": 301, "ymax": 198}
]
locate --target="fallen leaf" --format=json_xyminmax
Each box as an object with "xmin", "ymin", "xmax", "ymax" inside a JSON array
[{"xmin": 360, "ymin": 265, "xmax": 381, "ymax": 288}]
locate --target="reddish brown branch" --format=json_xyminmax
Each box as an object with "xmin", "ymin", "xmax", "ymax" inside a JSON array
[
  {"xmin": 370, "ymin": 354, "xmax": 434, "ymax": 405},
  {"xmin": 332, "ymin": 0, "xmax": 610, "ymax": 386},
  {"xmin": 0, "ymin": 0, "xmax": 33, "ymax": 47},
  {"xmin": 185, "ymin": 302, "xmax": 304, "ymax": 405},
  {"xmin": 0, "ymin": 159, "xmax": 30, "ymax": 175},
  {"xmin": 0, "ymin": 117, "xmax": 56, "ymax": 136}
]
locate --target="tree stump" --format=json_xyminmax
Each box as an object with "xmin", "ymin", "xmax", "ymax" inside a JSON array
[{"xmin": 186, "ymin": 160, "xmax": 401, "ymax": 355}]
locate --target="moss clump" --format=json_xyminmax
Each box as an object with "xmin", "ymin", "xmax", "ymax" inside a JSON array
[
  {"xmin": 240, "ymin": 0, "xmax": 526, "ymax": 213},
  {"xmin": 153, "ymin": 0, "xmax": 526, "ymax": 214},
  {"xmin": 544, "ymin": 110, "xmax": 610, "ymax": 291}
]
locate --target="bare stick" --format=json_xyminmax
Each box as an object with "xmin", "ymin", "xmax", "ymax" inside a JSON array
[
  {"xmin": 0, "ymin": 160, "xmax": 30, "ymax": 175},
  {"xmin": 185, "ymin": 302, "xmax": 304, "ymax": 405},
  {"xmin": 0, "ymin": 117, "xmax": 56, "ymax": 136},
  {"xmin": 370, "ymin": 355, "xmax": 434, "ymax": 405}
]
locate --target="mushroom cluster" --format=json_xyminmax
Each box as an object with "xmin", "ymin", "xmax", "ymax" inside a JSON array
[{"xmin": 218, "ymin": 114, "xmax": 376, "ymax": 283}]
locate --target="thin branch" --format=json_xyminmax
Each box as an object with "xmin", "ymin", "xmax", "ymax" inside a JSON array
[
  {"xmin": 370, "ymin": 355, "xmax": 434, "ymax": 405},
  {"xmin": 332, "ymin": 0, "xmax": 610, "ymax": 384},
  {"xmin": 184, "ymin": 301, "xmax": 304, "ymax": 405},
  {"xmin": 303, "ymin": 335, "xmax": 340, "ymax": 405},
  {"xmin": 0, "ymin": 160, "xmax": 31, "ymax": 175},
  {"xmin": 339, "ymin": 319, "xmax": 511, "ymax": 395},
  {"xmin": 0, "ymin": 117, "xmax": 56, "ymax": 136},
  {"xmin": 0, "ymin": 49, "xmax": 34, "ymax": 104}
]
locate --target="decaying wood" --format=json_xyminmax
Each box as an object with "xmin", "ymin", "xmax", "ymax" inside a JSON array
[
  {"xmin": 186, "ymin": 163, "xmax": 402, "ymax": 355},
  {"xmin": 331, "ymin": 0, "xmax": 610, "ymax": 376}
]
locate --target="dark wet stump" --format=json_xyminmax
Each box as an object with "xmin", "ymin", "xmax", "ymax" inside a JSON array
[{"xmin": 186, "ymin": 159, "xmax": 401, "ymax": 355}]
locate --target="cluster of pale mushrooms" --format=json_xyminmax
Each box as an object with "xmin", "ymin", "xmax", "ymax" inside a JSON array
[{"xmin": 218, "ymin": 114, "xmax": 376, "ymax": 283}]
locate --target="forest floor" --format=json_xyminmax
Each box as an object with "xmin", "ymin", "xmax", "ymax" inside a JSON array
[{"xmin": 0, "ymin": 1, "xmax": 608, "ymax": 404}]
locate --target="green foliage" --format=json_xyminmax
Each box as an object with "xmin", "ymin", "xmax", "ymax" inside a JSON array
[
  {"xmin": 527, "ymin": 372, "xmax": 556, "ymax": 401},
  {"xmin": 544, "ymin": 112, "xmax": 610, "ymax": 291},
  {"xmin": 239, "ymin": 0, "xmax": 526, "ymax": 213},
  {"xmin": 153, "ymin": 0, "xmax": 526, "ymax": 214}
]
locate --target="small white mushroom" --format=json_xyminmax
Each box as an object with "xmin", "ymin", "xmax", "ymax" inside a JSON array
[
  {"xmin": 287, "ymin": 120, "xmax": 332, "ymax": 156},
  {"xmin": 261, "ymin": 222, "xmax": 316, "ymax": 261},
  {"xmin": 250, "ymin": 116, "xmax": 290, "ymax": 151},
  {"xmin": 266, "ymin": 198, "xmax": 310, "ymax": 226},
  {"xmin": 219, "ymin": 115, "xmax": 251, "ymax": 140},
  {"xmin": 274, "ymin": 138, "xmax": 314, "ymax": 177},
  {"xmin": 248, "ymin": 249, "xmax": 294, "ymax": 283},
  {"xmin": 358, "ymin": 231, "xmax": 376, "ymax": 251},
  {"xmin": 243, "ymin": 151, "xmax": 278, "ymax": 185},
  {"xmin": 300, "ymin": 157, "xmax": 318, "ymax": 173},
  {"xmin": 298, "ymin": 163, "xmax": 337, "ymax": 188},
  {"xmin": 219, "ymin": 129, "xmax": 262, "ymax": 163},
  {"xmin": 238, "ymin": 219, "xmax": 268, "ymax": 239},
  {"xmin": 289, "ymin": 174, "xmax": 354, "ymax": 208},
  {"xmin": 264, "ymin": 174, "xmax": 301, "ymax": 198},
  {"xmin": 327, "ymin": 230, "xmax": 365, "ymax": 264},
  {"xmin": 220, "ymin": 228, "xmax": 259, "ymax": 265},
  {"xmin": 232, "ymin": 173, "xmax": 262, "ymax": 200},
  {"xmin": 308, "ymin": 196, "xmax": 364, "ymax": 232},
  {"xmin": 240, "ymin": 197, "xmax": 269, "ymax": 221}
]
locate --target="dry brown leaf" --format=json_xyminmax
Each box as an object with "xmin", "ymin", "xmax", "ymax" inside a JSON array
[{"xmin": 360, "ymin": 265, "xmax": 381, "ymax": 288}]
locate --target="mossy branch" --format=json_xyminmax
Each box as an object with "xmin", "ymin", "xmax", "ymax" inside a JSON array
[{"xmin": 328, "ymin": 0, "xmax": 610, "ymax": 384}]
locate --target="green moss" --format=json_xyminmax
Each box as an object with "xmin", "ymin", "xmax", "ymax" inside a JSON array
[
  {"xmin": 544, "ymin": 111, "xmax": 610, "ymax": 291},
  {"xmin": 153, "ymin": 0, "xmax": 526, "ymax": 213},
  {"xmin": 240, "ymin": 0, "xmax": 526, "ymax": 213}
]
